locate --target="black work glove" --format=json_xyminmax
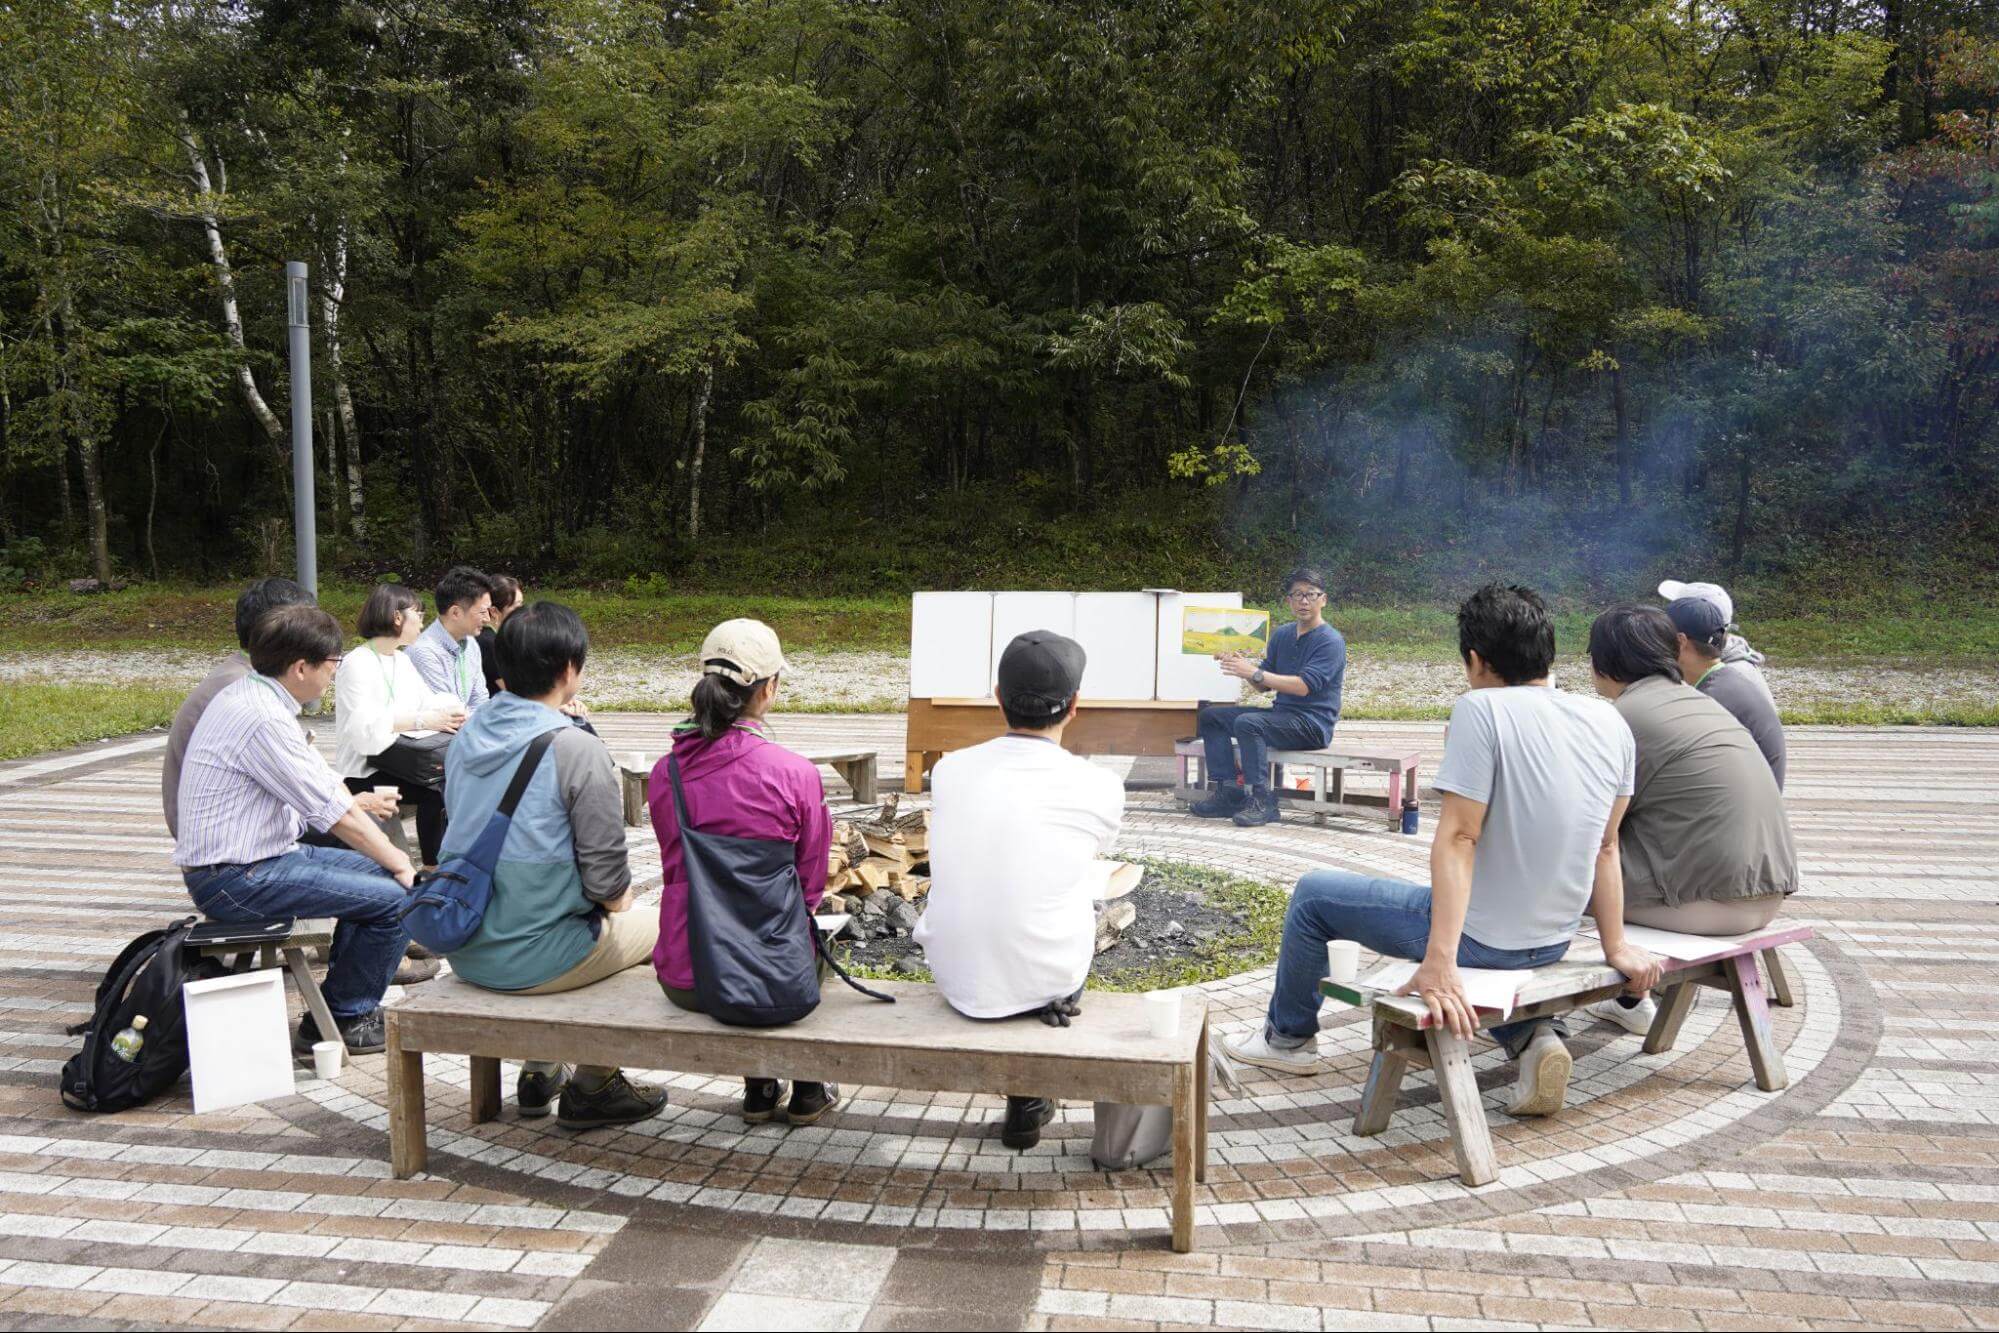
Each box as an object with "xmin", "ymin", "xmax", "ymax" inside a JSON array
[{"xmin": 1036, "ymin": 989, "xmax": 1084, "ymax": 1027}]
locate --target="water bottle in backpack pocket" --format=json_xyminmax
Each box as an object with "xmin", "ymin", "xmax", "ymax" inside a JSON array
[{"xmin": 60, "ymin": 917, "xmax": 226, "ymax": 1113}]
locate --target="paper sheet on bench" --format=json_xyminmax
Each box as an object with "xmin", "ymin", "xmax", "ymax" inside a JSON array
[
  {"xmin": 1600, "ymin": 923, "xmax": 1784, "ymax": 964},
  {"xmin": 1358, "ymin": 962, "xmax": 1537, "ymax": 1020}
]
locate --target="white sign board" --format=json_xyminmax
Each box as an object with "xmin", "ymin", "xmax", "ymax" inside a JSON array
[
  {"xmin": 183, "ymin": 970, "xmax": 296, "ymax": 1114},
  {"xmin": 1074, "ymin": 592, "xmax": 1160, "ymax": 699},
  {"xmin": 988, "ymin": 592, "xmax": 1079, "ymax": 686},
  {"xmin": 909, "ymin": 591, "xmax": 994, "ymax": 699}
]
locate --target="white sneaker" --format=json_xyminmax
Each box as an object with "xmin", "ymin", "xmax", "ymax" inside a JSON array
[
  {"xmin": 1505, "ymin": 1027, "xmax": 1572, "ymax": 1117},
  {"xmin": 1586, "ymin": 996, "xmax": 1657, "ymax": 1035},
  {"xmin": 1222, "ymin": 1027, "xmax": 1320, "ymax": 1076}
]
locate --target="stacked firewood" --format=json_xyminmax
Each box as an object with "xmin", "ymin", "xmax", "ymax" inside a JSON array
[{"xmin": 819, "ymin": 793, "xmax": 929, "ymax": 914}]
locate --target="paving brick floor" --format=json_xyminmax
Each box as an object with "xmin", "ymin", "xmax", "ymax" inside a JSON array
[{"xmin": 0, "ymin": 716, "xmax": 1992, "ymax": 1330}]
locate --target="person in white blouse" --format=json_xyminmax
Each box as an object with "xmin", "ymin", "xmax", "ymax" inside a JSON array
[{"xmin": 334, "ymin": 584, "xmax": 468, "ymax": 868}]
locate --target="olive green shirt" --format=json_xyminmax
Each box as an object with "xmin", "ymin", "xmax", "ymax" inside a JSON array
[{"xmin": 1614, "ymin": 676, "xmax": 1798, "ymax": 911}]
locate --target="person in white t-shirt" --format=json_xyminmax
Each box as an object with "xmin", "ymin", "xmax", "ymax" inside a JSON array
[
  {"xmin": 915, "ymin": 630, "xmax": 1125, "ymax": 1150},
  {"xmin": 1224, "ymin": 583, "xmax": 1663, "ymax": 1117},
  {"xmin": 333, "ymin": 583, "xmax": 468, "ymax": 868}
]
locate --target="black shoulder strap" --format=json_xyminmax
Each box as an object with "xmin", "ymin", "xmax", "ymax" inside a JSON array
[
  {"xmin": 666, "ymin": 751, "xmax": 692, "ymax": 831},
  {"xmin": 498, "ymin": 730, "xmax": 560, "ymax": 819}
]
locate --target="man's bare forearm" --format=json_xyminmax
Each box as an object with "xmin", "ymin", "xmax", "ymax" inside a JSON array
[{"xmin": 1426, "ymin": 835, "xmax": 1475, "ymax": 963}]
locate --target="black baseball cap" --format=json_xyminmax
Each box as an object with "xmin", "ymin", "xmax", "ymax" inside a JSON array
[
  {"xmin": 1664, "ymin": 596, "xmax": 1728, "ymax": 649},
  {"xmin": 996, "ymin": 630, "xmax": 1087, "ymax": 718}
]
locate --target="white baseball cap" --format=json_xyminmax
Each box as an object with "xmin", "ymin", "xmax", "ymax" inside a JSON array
[
  {"xmin": 1657, "ymin": 579, "xmax": 1733, "ymax": 626},
  {"xmin": 698, "ymin": 619, "xmax": 789, "ymax": 686}
]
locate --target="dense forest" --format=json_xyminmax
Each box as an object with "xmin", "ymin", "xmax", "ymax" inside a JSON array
[{"xmin": 1, "ymin": 0, "xmax": 1995, "ymax": 597}]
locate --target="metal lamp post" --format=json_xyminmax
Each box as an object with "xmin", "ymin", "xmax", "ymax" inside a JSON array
[{"xmin": 287, "ymin": 260, "xmax": 317, "ymax": 597}]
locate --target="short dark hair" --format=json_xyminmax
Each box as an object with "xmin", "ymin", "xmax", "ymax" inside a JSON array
[
  {"xmin": 488, "ymin": 574, "xmax": 522, "ymax": 616},
  {"xmin": 1283, "ymin": 566, "xmax": 1327, "ymax": 596},
  {"xmin": 249, "ymin": 604, "xmax": 344, "ymax": 677},
  {"xmin": 1000, "ymin": 693, "xmax": 1074, "ymax": 731},
  {"xmin": 1588, "ymin": 604, "xmax": 1684, "ymax": 685},
  {"xmin": 357, "ymin": 583, "xmax": 420, "ymax": 639},
  {"xmin": 498, "ymin": 601, "xmax": 588, "ymax": 698},
  {"xmin": 234, "ymin": 577, "xmax": 312, "ymax": 650},
  {"xmin": 1457, "ymin": 582, "xmax": 1557, "ymax": 685},
  {"xmin": 434, "ymin": 565, "xmax": 493, "ymax": 617}
]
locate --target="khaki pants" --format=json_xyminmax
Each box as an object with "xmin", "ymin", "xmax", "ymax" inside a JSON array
[
  {"xmin": 516, "ymin": 910, "xmax": 660, "ymax": 1082},
  {"xmin": 1624, "ymin": 895, "xmax": 1783, "ymax": 936}
]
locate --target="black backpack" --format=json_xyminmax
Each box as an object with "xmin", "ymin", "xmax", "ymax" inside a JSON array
[{"xmin": 60, "ymin": 917, "xmax": 224, "ymax": 1113}]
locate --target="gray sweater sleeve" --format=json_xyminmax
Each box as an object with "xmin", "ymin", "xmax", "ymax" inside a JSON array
[{"xmin": 552, "ymin": 725, "xmax": 632, "ymax": 903}]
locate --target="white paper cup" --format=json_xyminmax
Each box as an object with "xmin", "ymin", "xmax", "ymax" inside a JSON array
[
  {"xmin": 311, "ymin": 1040, "xmax": 344, "ymax": 1081},
  {"xmin": 372, "ymin": 785, "xmax": 401, "ymax": 803},
  {"xmin": 1326, "ymin": 940, "xmax": 1361, "ymax": 986},
  {"xmin": 622, "ymin": 751, "xmax": 646, "ymax": 771},
  {"xmin": 1144, "ymin": 990, "xmax": 1181, "ymax": 1040}
]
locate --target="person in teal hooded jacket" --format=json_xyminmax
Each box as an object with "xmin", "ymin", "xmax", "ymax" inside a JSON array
[{"xmin": 440, "ymin": 601, "xmax": 667, "ymax": 1131}]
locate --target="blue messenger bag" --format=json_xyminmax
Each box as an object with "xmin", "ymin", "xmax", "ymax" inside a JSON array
[{"xmin": 400, "ymin": 729, "xmax": 558, "ymax": 953}]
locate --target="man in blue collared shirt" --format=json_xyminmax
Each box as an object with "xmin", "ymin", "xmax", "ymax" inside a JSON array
[
  {"xmin": 1191, "ymin": 566, "xmax": 1348, "ymax": 828},
  {"xmin": 406, "ymin": 566, "xmax": 494, "ymax": 713}
]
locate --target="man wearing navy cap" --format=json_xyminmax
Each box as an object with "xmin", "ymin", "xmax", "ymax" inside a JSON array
[{"xmin": 916, "ymin": 630, "xmax": 1126, "ymax": 1150}]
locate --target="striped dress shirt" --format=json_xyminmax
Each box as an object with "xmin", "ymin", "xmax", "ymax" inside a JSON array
[
  {"xmin": 406, "ymin": 620, "xmax": 489, "ymax": 710},
  {"xmin": 172, "ymin": 674, "xmax": 354, "ymax": 868}
]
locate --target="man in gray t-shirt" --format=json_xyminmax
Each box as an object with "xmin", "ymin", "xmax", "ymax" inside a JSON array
[
  {"xmin": 1665, "ymin": 597, "xmax": 1786, "ymax": 789},
  {"xmin": 1224, "ymin": 583, "xmax": 1662, "ymax": 1120}
]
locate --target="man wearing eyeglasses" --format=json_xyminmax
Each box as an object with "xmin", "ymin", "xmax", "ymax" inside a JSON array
[{"xmin": 1192, "ymin": 566, "xmax": 1348, "ymax": 827}]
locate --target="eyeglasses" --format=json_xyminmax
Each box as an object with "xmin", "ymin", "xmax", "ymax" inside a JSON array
[{"xmin": 1286, "ymin": 589, "xmax": 1324, "ymax": 602}]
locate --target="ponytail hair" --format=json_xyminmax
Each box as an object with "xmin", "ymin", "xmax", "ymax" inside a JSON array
[{"xmin": 689, "ymin": 672, "xmax": 758, "ymax": 740}]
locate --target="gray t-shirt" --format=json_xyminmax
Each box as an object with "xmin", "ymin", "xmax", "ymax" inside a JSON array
[
  {"xmin": 1433, "ymin": 686, "xmax": 1636, "ymax": 951},
  {"xmin": 162, "ymin": 652, "xmax": 252, "ymax": 839},
  {"xmin": 1696, "ymin": 661, "xmax": 1786, "ymax": 789}
]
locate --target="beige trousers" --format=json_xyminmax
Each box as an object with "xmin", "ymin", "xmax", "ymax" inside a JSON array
[
  {"xmin": 1624, "ymin": 895, "xmax": 1783, "ymax": 936},
  {"xmin": 516, "ymin": 910, "xmax": 660, "ymax": 1081}
]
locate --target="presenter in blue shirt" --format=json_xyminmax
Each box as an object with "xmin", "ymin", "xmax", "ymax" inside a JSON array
[{"xmin": 1191, "ymin": 567, "xmax": 1348, "ymax": 827}]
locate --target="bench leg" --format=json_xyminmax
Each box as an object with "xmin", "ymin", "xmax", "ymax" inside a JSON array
[
  {"xmin": 1171, "ymin": 1061, "xmax": 1196, "ymax": 1252},
  {"xmin": 468, "ymin": 1056, "xmax": 502, "ymax": 1124},
  {"xmin": 1725, "ymin": 953, "xmax": 1788, "ymax": 1092},
  {"xmin": 848, "ymin": 757, "xmax": 878, "ymax": 805},
  {"xmin": 1425, "ymin": 1028, "xmax": 1498, "ymax": 1187},
  {"xmin": 1641, "ymin": 981, "xmax": 1700, "ymax": 1055},
  {"xmin": 1762, "ymin": 947, "xmax": 1796, "ymax": 1008},
  {"xmin": 283, "ymin": 947, "xmax": 346, "ymax": 1056},
  {"xmin": 903, "ymin": 751, "xmax": 925, "ymax": 795},
  {"xmin": 387, "ymin": 1022, "xmax": 427, "ymax": 1179},
  {"xmin": 1354, "ymin": 1045, "xmax": 1412, "ymax": 1137},
  {"xmin": 1194, "ymin": 1014, "xmax": 1209, "ymax": 1185}
]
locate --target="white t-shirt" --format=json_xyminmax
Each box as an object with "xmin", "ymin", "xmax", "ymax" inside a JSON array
[
  {"xmin": 332, "ymin": 646, "xmax": 462, "ymax": 780},
  {"xmin": 914, "ymin": 735, "xmax": 1125, "ymax": 1018},
  {"xmin": 1431, "ymin": 686, "xmax": 1636, "ymax": 951}
]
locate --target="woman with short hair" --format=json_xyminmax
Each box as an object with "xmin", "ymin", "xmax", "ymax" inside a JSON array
[
  {"xmin": 646, "ymin": 619, "xmax": 838, "ymax": 1126},
  {"xmin": 333, "ymin": 583, "xmax": 467, "ymax": 868}
]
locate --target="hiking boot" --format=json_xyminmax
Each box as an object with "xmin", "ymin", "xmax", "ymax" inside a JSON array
[
  {"xmin": 743, "ymin": 1078, "xmax": 789, "ymax": 1125},
  {"xmin": 1000, "ymin": 1096, "xmax": 1056, "ymax": 1150},
  {"xmin": 556, "ymin": 1070, "xmax": 668, "ymax": 1131},
  {"xmin": 296, "ymin": 1009, "xmax": 386, "ymax": 1056},
  {"xmin": 393, "ymin": 955, "xmax": 441, "ymax": 986},
  {"xmin": 786, "ymin": 1082, "xmax": 840, "ymax": 1127},
  {"xmin": 1505, "ymin": 1026, "xmax": 1573, "ymax": 1117},
  {"xmin": 1231, "ymin": 787, "xmax": 1282, "ymax": 827},
  {"xmin": 517, "ymin": 1064, "xmax": 571, "ymax": 1119},
  {"xmin": 1221, "ymin": 1026, "xmax": 1320, "ymax": 1075},
  {"xmin": 1189, "ymin": 783, "xmax": 1247, "ymax": 819}
]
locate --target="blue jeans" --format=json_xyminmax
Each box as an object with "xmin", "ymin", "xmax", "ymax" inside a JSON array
[
  {"xmin": 1200, "ymin": 705, "xmax": 1330, "ymax": 791},
  {"xmin": 1266, "ymin": 869, "xmax": 1570, "ymax": 1058},
  {"xmin": 184, "ymin": 845, "xmax": 411, "ymax": 1021}
]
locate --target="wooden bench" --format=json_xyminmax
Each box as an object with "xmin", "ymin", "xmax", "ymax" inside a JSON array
[
  {"xmin": 619, "ymin": 748, "xmax": 880, "ymax": 825},
  {"xmin": 385, "ymin": 969, "xmax": 1213, "ymax": 1249},
  {"xmin": 1174, "ymin": 738, "xmax": 1421, "ymax": 831},
  {"xmin": 1319, "ymin": 924, "xmax": 1813, "ymax": 1186},
  {"xmin": 195, "ymin": 917, "xmax": 346, "ymax": 1055}
]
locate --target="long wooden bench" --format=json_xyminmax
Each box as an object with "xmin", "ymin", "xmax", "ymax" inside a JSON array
[
  {"xmin": 1319, "ymin": 924, "xmax": 1813, "ymax": 1186},
  {"xmin": 619, "ymin": 748, "xmax": 880, "ymax": 824},
  {"xmin": 385, "ymin": 969, "xmax": 1213, "ymax": 1250},
  {"xmin": 1174, "ymin": 738, "xmax": 1420, "ymax": 831}
]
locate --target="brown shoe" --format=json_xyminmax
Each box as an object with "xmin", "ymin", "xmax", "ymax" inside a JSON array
[{"xmin": 393, "ymin": 956, "xmax": 441, "ymax": 986}]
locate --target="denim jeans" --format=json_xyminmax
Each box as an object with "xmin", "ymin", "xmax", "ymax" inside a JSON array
[
  {"xmin": 184, "ymin": 845, "xmax": 411, "ymax": 1021},
  {"xmin": 1265, "ymin": 869, "xmax": 1571, "ymax": 1058},
  {"xmin": 1200, "ymin": 705, "xmax": 1331, "ymax": 791}
]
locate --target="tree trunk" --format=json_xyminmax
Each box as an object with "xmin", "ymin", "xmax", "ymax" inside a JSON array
[
  {"xmin": 687, "ymin": 359, "xmax": 713, "ymax": 540},
  {"xmin": 180, "ymin": 124, "xmax": 287, "ymax": 471},
  {"xmin": 1612, "ymin": 365, "xmax": 1631, "ymax": 506},
  {"xmin": 77, "ymin": 434, "xmax": 111, "ymax": 587},
  {"xmin": 321, "ymin": 215, "xmax": 366, "ymax": 539},
  {"xmin": 1729, "ymin": 448, "xmax": 1753, "ymax": 580},
  {"xmin": 146, "ymin": 420, "xmax": 164, "ymax": 580}
]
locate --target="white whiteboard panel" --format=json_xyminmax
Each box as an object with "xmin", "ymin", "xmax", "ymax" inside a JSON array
[
  {"xmin": 988, "ymin": 592, "xmax": 1078, "ymax": 685},
  {"xmin": 1074, "ymin": 592, "xmax": 1159, "ymax": 700},
  {"xmin": 909, "ymin": 592, "xmax": 994, "ymax": 698},
  {"xmin": 1156, "ymin": 591, "xmax": 1245, "ymax": 702}
]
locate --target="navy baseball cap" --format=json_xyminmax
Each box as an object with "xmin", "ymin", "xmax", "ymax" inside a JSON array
[
  {"xmin": 1665, "ymin": 596, "xmax": 1728, "ymax": 649},
  {"xmin": 996, "ymin": 631, "xmax": 1086, "ymax": 718}
]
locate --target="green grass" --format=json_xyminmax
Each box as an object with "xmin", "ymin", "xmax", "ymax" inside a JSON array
[
  {"xmin": 0, "ymin": 681, "xmax": 183, "ymax": 762},
  {"xmin": 832, "ymin": 857, "xmax": 1288, "ymax": 993}
]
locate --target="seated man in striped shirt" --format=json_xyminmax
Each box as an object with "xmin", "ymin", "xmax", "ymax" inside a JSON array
[{"xmin": 175, "ymin": 604, "xmax": 416, "ymax": 1054}]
